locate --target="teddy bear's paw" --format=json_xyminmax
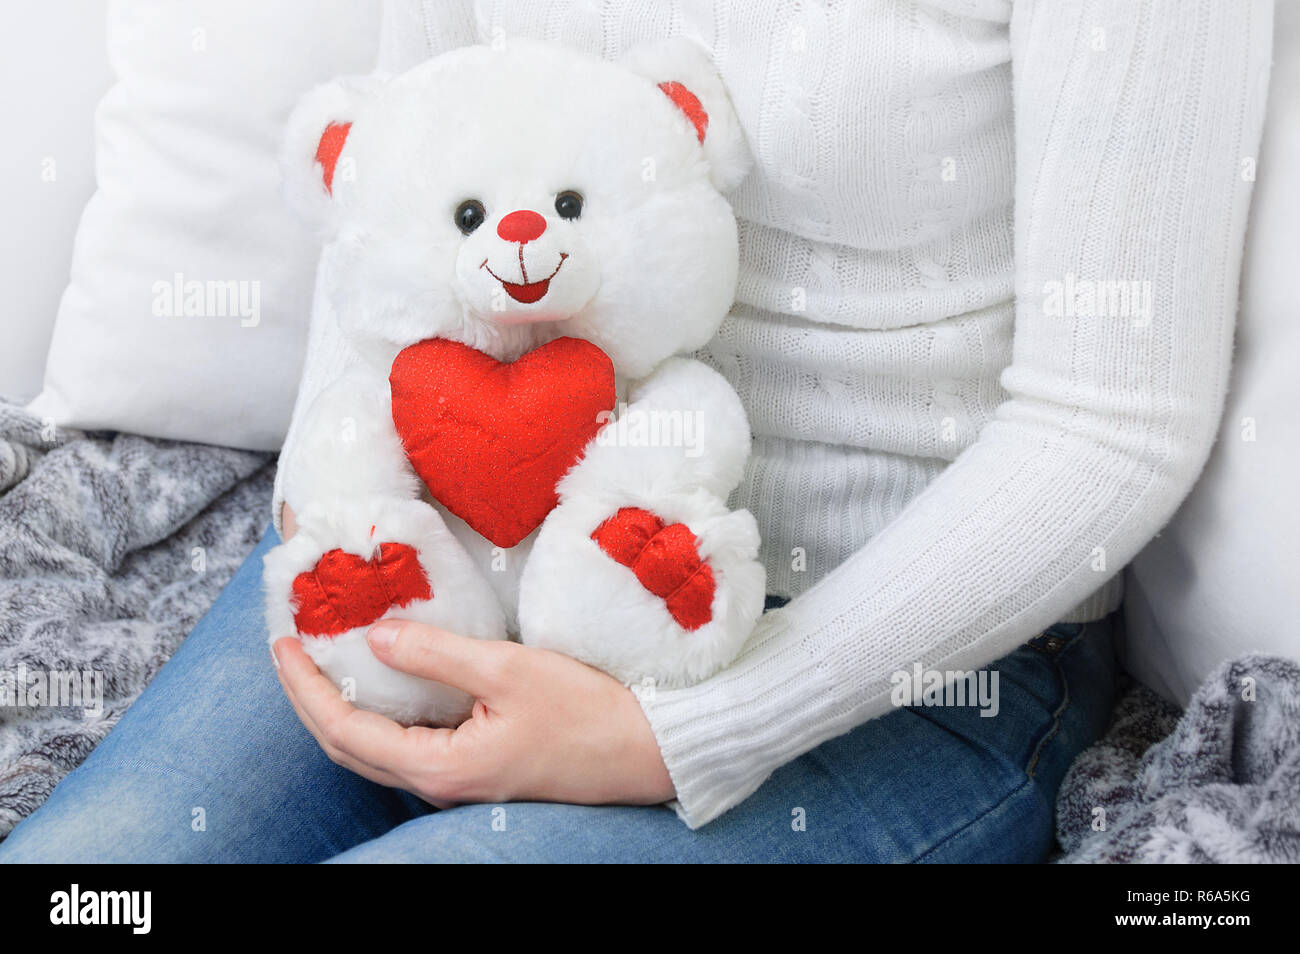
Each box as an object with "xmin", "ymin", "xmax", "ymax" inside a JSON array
[
  {"xmin": 263, "ymin": 498, "xmax": 508, "ymax": 725},
  {"xmin": 589, "ymin": 508, "xmax": 716, "ymax": 630},
  {"xmin": 517, "ymin": 493, "xmax": 766, "ymax": 689},
  {"xmin": 289, "ymin": 541, "xmax": 429, "ymax": 638},
  {"xmin": 299, "ymin": 626, "xmax": 480, "ymax": 727}
]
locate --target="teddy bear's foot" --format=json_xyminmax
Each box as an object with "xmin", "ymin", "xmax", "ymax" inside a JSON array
[
  {"xmin": 263, "ymin": 497, "xmax": 507, "ymax": 725},
  {"xmin": 289, "ymin": 540, "xmax": 430, "ymax": 636},
  {"xmin": 589, "ymin": 507, "xmax": 717, "ymax": 630},
  {"xmin": 517, "ymin": 492, "xmax": 766, "ymax": 689}
]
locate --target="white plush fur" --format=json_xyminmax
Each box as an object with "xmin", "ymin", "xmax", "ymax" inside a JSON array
[
  {"xmin": 575, "ymin": 357, "xmax": 755, "ymax": 500},
  {"xmin": 521, "ymin": 498, "xmax": 764, "ymax": 689},
  {"xmin": 264, "ymin": 495, "xmax": 508, "ymax": 725},
  {"xmin": 266, "ymin": 38, "xmax": 765, "ymax": 722},
  {"xmin": 278, "ymin": 368, "xmax": 420, "ymax": 508},
  {"xmin": 279, "ymin": 74, "xmax": 389, "ymax": 233},
  {"xmin": 620, "ymin": 38, "xmax": 753, "ymax": 193}
]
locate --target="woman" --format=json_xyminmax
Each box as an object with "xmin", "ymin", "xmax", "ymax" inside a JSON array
[{"xmin": 0, "ymin": 0, "xmax": 1272, "ymax": 862}]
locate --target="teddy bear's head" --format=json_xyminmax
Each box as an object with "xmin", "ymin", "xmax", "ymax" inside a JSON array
[{"xmin": 284, "ymin": 38, "xmax": 750, "ymax": 379}]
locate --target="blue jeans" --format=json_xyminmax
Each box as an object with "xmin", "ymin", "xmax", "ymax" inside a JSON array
[{"xmin": 0, "ymin": 527, "xmax": 1116, "ymax": 863}]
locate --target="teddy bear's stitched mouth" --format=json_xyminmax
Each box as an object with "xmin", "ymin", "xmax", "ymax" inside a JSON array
[{"xmin": 481, "ymin": 254, "xmax": 568, "ymax": 305}]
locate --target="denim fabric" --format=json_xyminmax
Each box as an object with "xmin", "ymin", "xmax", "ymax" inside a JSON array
[{"xmin": 0, "ymin": 526, "xmax": 1115, "ymax": 863}]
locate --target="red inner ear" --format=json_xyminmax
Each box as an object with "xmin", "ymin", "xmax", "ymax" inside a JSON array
[
  {"xmin": 315, "ymin": 121, "xmax": 352, "ymax": 195},
  {"xmin": 657, "ymin": 81, "xmax": 708, "ymax": 144}
]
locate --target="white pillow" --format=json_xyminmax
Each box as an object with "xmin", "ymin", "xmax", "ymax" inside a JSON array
[
  {"xmin": 27, "ymin": 0, "xmax": 381, "ymax": 450},
  {"xmin": 0, "ymin": 3, "xmax": 111, "ymax": 403},
  {"xmin": 1123, "ymin": 2, "xmax": 1300, "ymax": 704}
]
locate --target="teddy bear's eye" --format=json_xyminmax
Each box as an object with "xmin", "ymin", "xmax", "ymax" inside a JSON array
[
  {"xmin": 454, "ymin": 199, "xmax": 486, "ymax": 235},
  {"xmin": 554, "ymin": 191, "xmax": 584, "ymax": 220}
]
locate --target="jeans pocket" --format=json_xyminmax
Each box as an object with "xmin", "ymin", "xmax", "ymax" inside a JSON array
[
  {"xmin": 1027, "ymin": 621, "xmax": 1086, "ymax": 658},
  {"xmin": 1023, "ymin": 616, "xmax": 1121, "ymax": 791},
  {"xmin": 1021, "ymin": 623, "xmax": 1091, "ymax": 777}
]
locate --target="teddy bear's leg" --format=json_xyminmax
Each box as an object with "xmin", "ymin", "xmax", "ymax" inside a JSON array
[
  {"xmin": 263, "ymin": 370, "xmax": 507, "ymax": 725},
  {"xmin": 519, "ymin": 492, "xmax": 765, "ymax": 689},
  {"xmin": 266, "ymin": 497, "xmax": 507, "ymax": 725},
  {"xmin": 516, "ymin": 358, "xmax": 766, "ymax": 688}
]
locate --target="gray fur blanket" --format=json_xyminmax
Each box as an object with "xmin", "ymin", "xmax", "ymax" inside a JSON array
[
  {"xmin": 0, "ymin": 401, "xmax": 272, "ymax": 838},
  {"xmin": 1056, "ymin": 655, "xmax": 1300, "ymax": 863}
]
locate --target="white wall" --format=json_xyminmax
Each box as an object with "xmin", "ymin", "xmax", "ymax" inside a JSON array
[{"xmin": 0, "ymin": 2, "xmax": 111, "ymax": 402}]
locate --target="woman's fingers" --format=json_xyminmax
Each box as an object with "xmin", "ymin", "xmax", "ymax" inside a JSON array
[
  {"xmin": 280, "ymin": 502, "xmax": 297, "ymax": 540},
  {"xmin": 366, "ymin": 620, "xmax": 512, "ymax": 702},
  {"xmin": 273, "ymin": 637, "xmax": 450, "ymax": 783},
  {"xmin": 272, "ymin": 630, "xmax": 675, "ymax": 811},
  {"xmin": 273, "ymin": 638, "xmax": 331, "ymax": 741},
  {"xmin": 273, "ymin": 639, "xmax": 403, "ymax": 785}
]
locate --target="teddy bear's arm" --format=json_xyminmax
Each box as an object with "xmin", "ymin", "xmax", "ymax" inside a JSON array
[
  {"xmin": 278, "ymin": 367, "xmax": 421, "ymax": 512},
  {"xmin": 516, "ymin": 356, "xmax": 766, "ymax": 688},
  {"xmin": 566, "ymin": 356, "xmax": 754, "ymax": 502},
  {"xmin": 263, "ymin": 367, "xmax": 509, "ymax": 725}
]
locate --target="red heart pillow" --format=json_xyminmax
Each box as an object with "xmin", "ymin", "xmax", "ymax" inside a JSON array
[{"xmin": 389, "ymin": 337, "xmax": 616, "ymax": 548}]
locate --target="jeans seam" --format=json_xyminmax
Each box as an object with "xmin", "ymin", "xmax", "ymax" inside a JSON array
[
  {"xmin": 1025, "ymin": 661, "xmax": 1068, "ymax": 778},
  {"xmin": 912, "ymin": 628, "xmax": 1087, "ymax": 862},
  {"xmin": 1023, "ymin": 623, "xmax": 1090, "ymax": 778},
  {"xmin": 912, "ymin": 774, "xmax": 1038, "ymax": 863},
  {"xmin": 914, "ymin": 625, "xmax": 1090, "ymax": 861}
]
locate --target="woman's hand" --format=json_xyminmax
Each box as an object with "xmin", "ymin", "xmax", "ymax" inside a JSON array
[{"xmin": 272, "ymin": 621, "xmax": 676, "ymax": 808}]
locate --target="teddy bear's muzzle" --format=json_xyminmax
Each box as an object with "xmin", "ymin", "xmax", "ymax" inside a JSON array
[{"xmin": 481, "ymin": 252, "xmax": 570, "ymax": 311}]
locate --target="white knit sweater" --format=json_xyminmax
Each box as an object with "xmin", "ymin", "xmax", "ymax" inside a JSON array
[{"xmin": 276, "ymin": 0, "xmax": 1273, "ymax": 827}]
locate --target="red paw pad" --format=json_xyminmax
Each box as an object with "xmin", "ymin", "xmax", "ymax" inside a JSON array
[
  {"xmin": 591, "ymin": 508, "xmax": 715, "ymax": 631},
  {"xmin": 291, "ymin": 543, "xmax": 431, "ymax": 638}
]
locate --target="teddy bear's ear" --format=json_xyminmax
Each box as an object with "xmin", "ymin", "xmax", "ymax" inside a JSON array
[
  {"xmin": 621, "ymin": 38, "xmax": 752, "ymax": 193},
  {"xmin": 280, "ymin": 74, "xmax": 386, "ymax": 230}
]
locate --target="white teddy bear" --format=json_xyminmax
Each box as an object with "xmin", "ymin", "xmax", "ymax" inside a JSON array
[{"xmin": 264, "ymin": 38, "xmax": 765, "ymax": 725}]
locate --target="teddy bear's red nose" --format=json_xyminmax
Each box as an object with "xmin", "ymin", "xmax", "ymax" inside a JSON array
[{"xmin": 496, "ymin": 210, "xmax": 547, "ymax": 244}]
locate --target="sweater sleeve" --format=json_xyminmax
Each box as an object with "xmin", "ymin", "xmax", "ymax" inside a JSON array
[{"xmin": 641, "ymin": 0, "xmax": 1273, "ymax": 829}]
